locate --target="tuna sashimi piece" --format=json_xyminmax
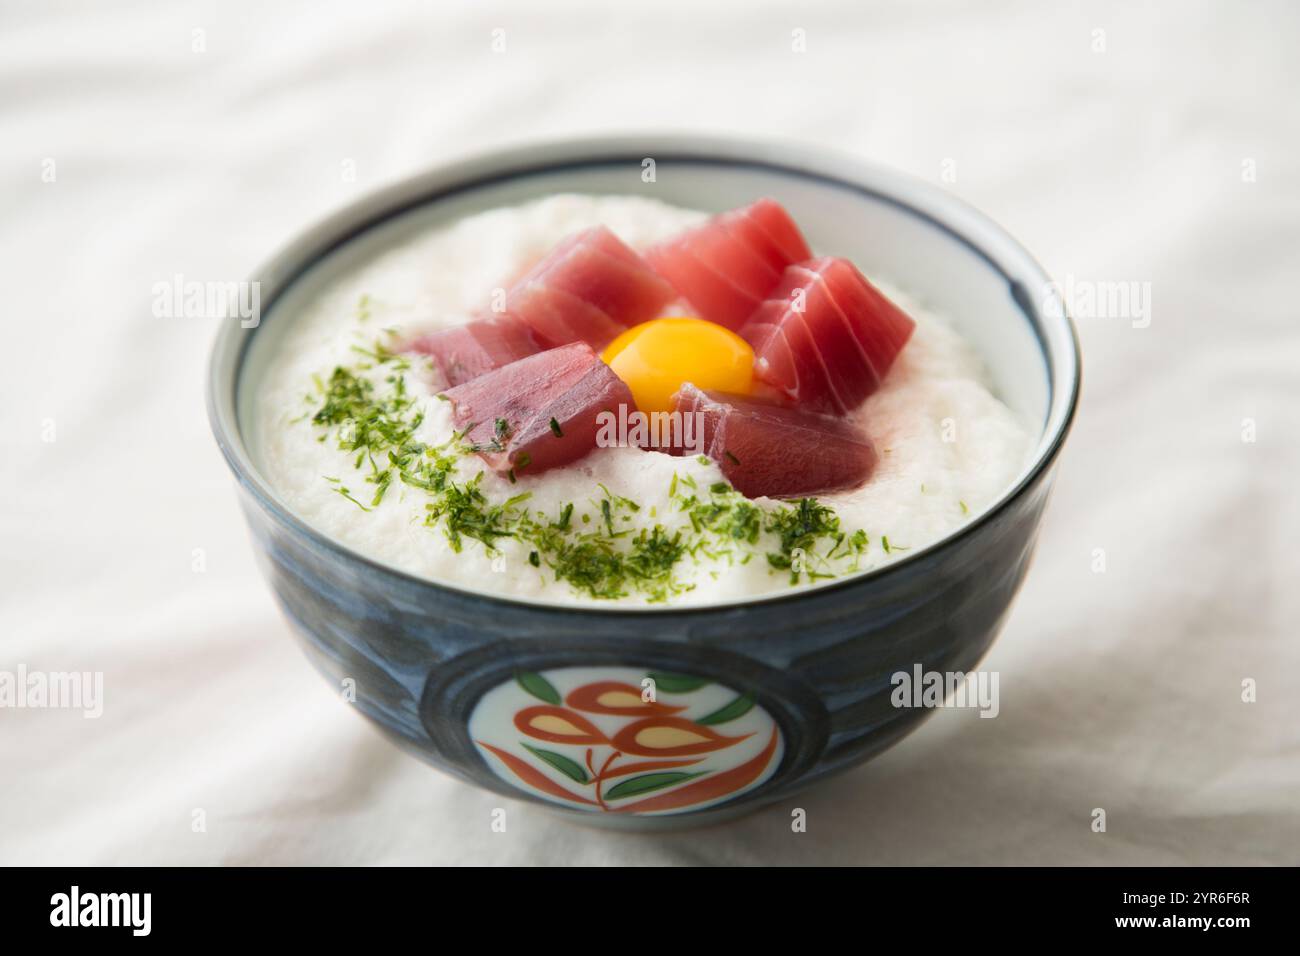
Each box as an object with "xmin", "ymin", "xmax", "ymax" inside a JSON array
[
  {"xmin": 756, "ymin": 265, "xmax": 874, "ymax": 413},
  {"xmin": 672, "ymin": 384, "xmax": 876, "ymax": 499},
  {"xmin": 816, "ymin": 256, "xmax": 916, "ymax": 374},
  {"xmin": 504, "ymin": 284, "xmax": 627, "ymax": 351},
  {"xmin": 441, "ymin": 343, "xmax": 635, "ymax": 476},
  {"xmin": 405, "ymin": 315, "xmax": 540, "ymax": 387},
  {"xmin": 740, "ymin": 257, "xmax": 916, "ymax": 415},
  {"xmin": 740, "ymin": 300, "xmax": 839, "ymax": 413},
  {"xmin": 503, "ymin": 227, "xmax": 676, "ymax": 349},
  {"xmin": 645, "ymin": 199, "xmax": 812, "ymax": 330},
  {"xmin": 740, "ymin": 197, "xmax": 813, "ymax": 264},
  {"xmin": 647, "ymin": 237, "xmax": 764, "ymax": 332}
]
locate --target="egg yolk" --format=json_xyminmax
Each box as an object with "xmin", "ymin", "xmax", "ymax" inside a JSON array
[{"xmin": 602, "ymin": 317, "xmax": 753, "ymax": 414}]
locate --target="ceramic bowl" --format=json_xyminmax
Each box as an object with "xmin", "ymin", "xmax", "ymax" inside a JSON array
[{"xmin": 208, "ymin": 135, "xmax": 1079, "ymax": 829}]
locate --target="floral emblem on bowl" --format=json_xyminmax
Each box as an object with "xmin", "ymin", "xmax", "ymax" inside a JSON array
[{"xmin": 468, "ymin": 666, "xmax": 784, "ymax": 815}]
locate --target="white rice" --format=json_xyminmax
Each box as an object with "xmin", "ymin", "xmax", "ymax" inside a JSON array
[{"xmin": 253, "ymin": 195, "xmax": 1035, "ymax": 607}]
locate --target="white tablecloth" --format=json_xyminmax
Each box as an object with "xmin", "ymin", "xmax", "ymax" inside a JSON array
[{"xmin": 3, "ymin": 0, "xmax": 1297, "ymax": 865}]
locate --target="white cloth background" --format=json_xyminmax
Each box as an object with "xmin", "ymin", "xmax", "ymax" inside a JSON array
[{"xmin": 2, "ymin": 0, "xmax": 1297, "ymax": 865}]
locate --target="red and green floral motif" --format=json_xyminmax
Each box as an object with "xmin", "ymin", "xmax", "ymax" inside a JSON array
[{"xmin": 471, "ymin": 667, "xmax": 782, "ymax": 815}]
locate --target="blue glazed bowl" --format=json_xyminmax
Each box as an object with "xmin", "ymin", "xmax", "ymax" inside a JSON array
[{"xmin": 208, "ymin": 136, "xmax": 1079, "ymax": 828}]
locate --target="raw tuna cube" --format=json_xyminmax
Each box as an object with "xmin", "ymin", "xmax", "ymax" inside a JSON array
[
  {"xmin": 405, "ymin": 315, "xmax": 540, "ymax": 387},
  {"xmin": 740, "ymin": 257, "xmax": 915, "ymax": 415},
  {"xmin": 442, "ymin": 343, "xmax": 635, "ymax": 475},
  {"xmin": 816, "ymin": 256, "xmax": 916, "ymax": 377},
  {"xmin": 645, "ymin": 199, "xmax": 811, "ymax": 330},
  {"xmin": 672, "ymin": 384, "xmax": 876, "ymax": 499},
  {"xmin": 739, "ymin": 197, "xmax": 814, "ymax": 264},
  {"xmin": 646, "ymin": 237, "xmax": 763, "ymax": 332},
  {"xmin": 742, "ymin": 263, "xmax": 875, "ymax": 414},
  {"xmin": 739, "ymin": 303, "xmax": 840, "ymax": 414},
  {"xmin": 503, "ymin": 227, "xmax": 676, "ymax": 349}
]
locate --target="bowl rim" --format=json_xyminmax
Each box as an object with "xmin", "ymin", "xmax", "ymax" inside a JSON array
[{"xmin": 207, "ymin": 132, "xmax": 1081, "ymax": 616}]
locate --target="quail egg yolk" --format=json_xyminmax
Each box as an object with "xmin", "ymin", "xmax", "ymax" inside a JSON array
[{"xmin": 602, "ymin": 317, "xmax": 753, "ymax": 415}]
